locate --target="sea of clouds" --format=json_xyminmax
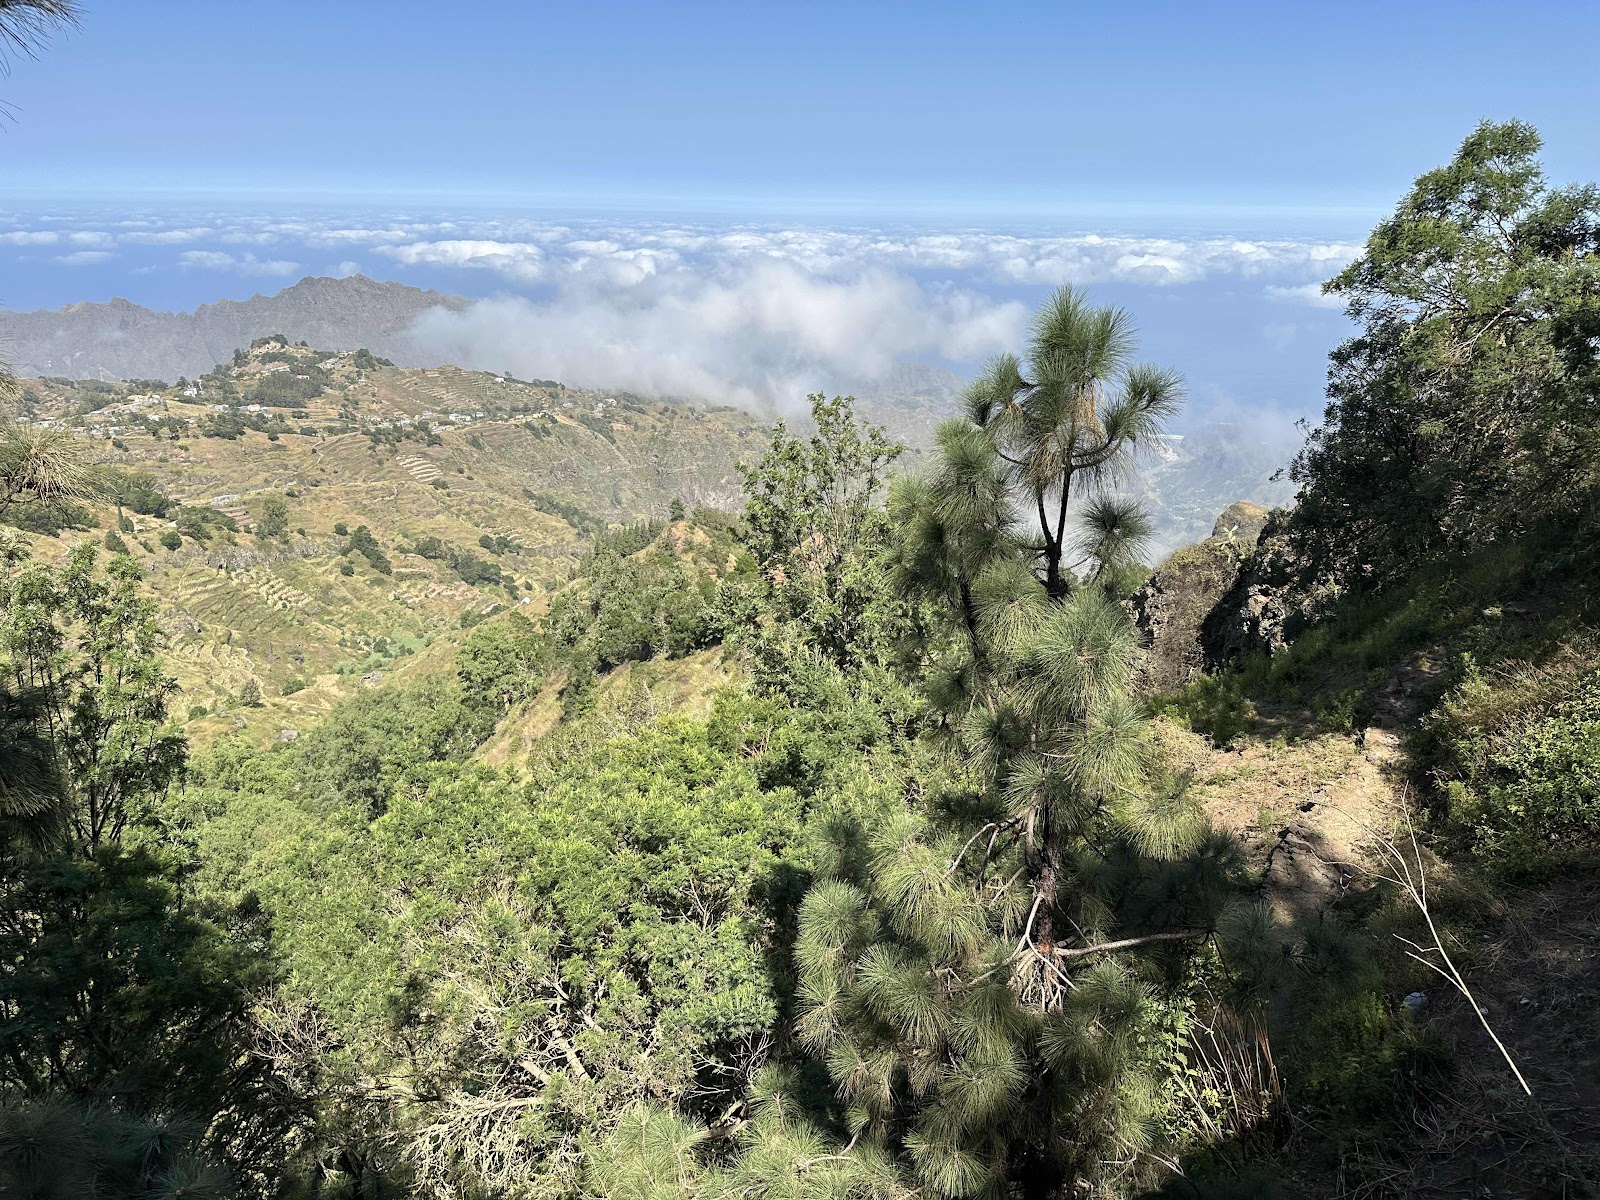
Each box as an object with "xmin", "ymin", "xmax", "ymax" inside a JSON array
[{"xmin": 1, "ymin": 207, "xmax": 1361, "ymax": 419}]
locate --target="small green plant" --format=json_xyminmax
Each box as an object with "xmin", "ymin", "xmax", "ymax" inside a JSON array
[
  {"xmin": 1158, "ymin": 675, "xmax": 1258, "ymax": 747},
  {"xmin": 281, "ymin": 677, "xmax": 308, "ymax": 697},
  {"xmin": 103, "ymin": 530, "xmax": 128, "ymax": 554},
  {"xmin": 333, "ymin": 521, "xmax": 349, "ymax": 536},
  {"xmin": 339, "ymin": 560, "xmax": 355, "ymax": 577},
  {"xmin": 187, "ymin": 704, "xmax": 208, "ymax": 720},
  {"xmin": 159, "ymin": 530, "xmax": 182, "ymax": 551}
]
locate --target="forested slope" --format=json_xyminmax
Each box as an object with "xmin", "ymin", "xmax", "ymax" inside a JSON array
[{"xmin": 2, "ymin": 121, "xmax": 1598, "ymax": 1200}]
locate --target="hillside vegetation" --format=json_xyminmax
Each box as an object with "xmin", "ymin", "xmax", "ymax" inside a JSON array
[
  {"xmin": 6, "ymin": 337, "xmax": 770, "ymax": 740},
  {"xmin": 1, "ymin": 121, "xmax": 1598, "ymax": 1200}
]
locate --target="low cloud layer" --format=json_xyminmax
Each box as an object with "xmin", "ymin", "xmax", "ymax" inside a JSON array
[
  {"xmin": 178, "ymin": 250, "xmax": 302, "ymax": 277},
  {"xmin": 412, "ymin": 261, "xmax": 1027, "ymax": 409},
  {"xmin": 1, "ymin": 207, "xmax": 1363, "ymax": 414}
]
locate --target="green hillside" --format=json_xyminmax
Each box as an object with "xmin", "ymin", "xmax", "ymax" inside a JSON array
[{"xmin": 10, "ymin": 337, "xmax": 770, "ymax": 740}]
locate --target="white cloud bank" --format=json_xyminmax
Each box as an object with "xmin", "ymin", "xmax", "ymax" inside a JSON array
[
  {"xmin": 1264, "ymin": 281, "xmax": 1345, "ymax": 309},
  {"xmin": 178, "ymin": 250, "xmax": 302, "ymax": 277},
  {"xmin": 373, "ymin": 224, "xmax": 1359, "ymax": 407},
  {"xmin": 373, "ymin": 226, "xmax": 1361, "ymax": 291},
  {"xmin": 1, "ymin": 208, "xmax": 1364, "ymax": 410},
  {"xmin": 412, "ymin": 260, "xmax": 1027, "ymax": 410}
]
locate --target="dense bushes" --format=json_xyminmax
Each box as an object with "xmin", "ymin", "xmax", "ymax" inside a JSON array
[
  {"xmin": 101, "ymin": 467, "xmax": 175, "ymax": 517},
  {"xmin": 171, "ymin": 656, "xmax": 891, "ymax": 1198},
  {"xmin": 544, "ymin": 521, "xmax": 725, "ymax": 710},
  {"xmin": 1425, "ymin": 644, "xmax": 1600, "ymax": 863}
]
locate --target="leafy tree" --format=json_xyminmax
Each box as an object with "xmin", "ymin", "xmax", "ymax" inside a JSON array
[
  {"xmin": 253, "ymin": 494, "xmax": 289, "ymax": 539},
  {"xmin": 543, "ymin": 522, "xmax": 721, "ymax": 694},
  {"xmin": 287, "ymin": 678, "xmax": 493, "ymax": 818},
  {"xmin": 790, "ymin": 288, "xmax": 1239, "ymax": 1197},
  {"xmin": 159, "ymin": 530, "xmax": 182, "ymax": 551},
  {"xmin": 346, "ymin": 524, "xmax": 392, "ymax": 574},
  {"xmin": 0, "ymin": 544, "xmax": 281, "ymax": 1192},
  {"xmin": 0, "ymin": 544, "xmax": 186, "ymax": 854},
  {"xmin": 456, "ymin": 612, "xmax": 543, "ymax": 711},
  {"xmin": 0, "ymin": 847, "xmax": 267, "ymax": 1125},
  {"xmin": 238, "ymin": 678, "xmax": 262, "ymax": 708},
  {"xmin": 100, "ymin": 468, "xmax": 175, "ymax": 518},
  {"xmin": 0, "ymin": 496, "xmax": 93, "ymax": 536},
  {"xmin": 1292, "ymin": 120, "xmax": 1600, "ymax": 580},
  {"xmin": 734, "ymin": 394, "xmax": 905, "ymax": 671},
  {"xmin": 173, "ymin": 505, "xmax": 238, "ymax": 543}
]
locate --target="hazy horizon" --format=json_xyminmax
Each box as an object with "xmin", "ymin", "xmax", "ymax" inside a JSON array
[{"xmin": 6, "ymin": 1, "xmax": 1595, "ymax": 436}]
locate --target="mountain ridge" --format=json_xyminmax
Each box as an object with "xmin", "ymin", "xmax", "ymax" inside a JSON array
[{"xmin": 2, "ymin": 274, "xmax": 467, "ymax": 381}]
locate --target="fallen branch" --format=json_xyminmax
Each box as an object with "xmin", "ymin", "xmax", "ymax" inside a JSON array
[
  {"xmin": 1317, "ymin": 795, "xmax": 1532, "ymax": 1096},
  {"xmin": 1049, "ymin": 928, "xmax": 1209, "ymax": 960}
]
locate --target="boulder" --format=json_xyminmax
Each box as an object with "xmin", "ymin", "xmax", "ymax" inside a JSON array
[{"xmin": 1211, "ymin": 500, "xmax": 1270, "ymax": 543}]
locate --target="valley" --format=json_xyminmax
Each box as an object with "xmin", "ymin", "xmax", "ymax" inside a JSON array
[
  {"xmin": 2, "ymin": 8, "xmax": 1594, "ymax": 1191},
  {"xmin": 9, "ymin": 337, "xmax": 770, "ymax": 741}
]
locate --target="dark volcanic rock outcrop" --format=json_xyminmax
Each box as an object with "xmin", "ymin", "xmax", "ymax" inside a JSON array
[
  {"xmin": 1199, "ymin": 509, "xmax": 1341, "ymax": 667},
  {"xmin": 1129, "ymin": 505, "xmax": 1266, "ymax": 695}
]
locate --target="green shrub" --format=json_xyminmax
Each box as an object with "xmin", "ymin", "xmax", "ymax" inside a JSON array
[
  {"xmin": 1455, "ymin": 669, "xmax": 1600, "ymax": 857},
  {"xmin": 159, "ymin": 531, "xmax": 182, "ymax": 551},
  {"xmin": 281, "ymin": 678, "xmax": 308, "ymax": 697},
  {"xmin": 1284, "ymin": 990, "xmax": 1448, "ymax": 1130},
  {"xmin": 1156, "ymin": 674, "xmax": 1257, "ymax": 747}
]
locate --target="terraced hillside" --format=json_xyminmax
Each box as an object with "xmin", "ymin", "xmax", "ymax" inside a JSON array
[{"xmin": 11, "ymin": 339, "xmax": 771, "ymax": 742}]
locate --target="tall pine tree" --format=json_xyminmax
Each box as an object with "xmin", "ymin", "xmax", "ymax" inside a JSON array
[{"xmin": 794, "ymin": 287, "xmax": 1242, "ymax": 1198}]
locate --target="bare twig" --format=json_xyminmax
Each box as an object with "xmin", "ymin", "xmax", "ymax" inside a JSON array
[{"xmin": 1320, "ymin": 796, "xmax": 1533, "ymax": 1096}]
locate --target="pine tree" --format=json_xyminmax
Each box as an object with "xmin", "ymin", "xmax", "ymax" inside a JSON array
[{"xmin": 794, "ymin": 288, "xmax": 1242, "ymax": 1198}]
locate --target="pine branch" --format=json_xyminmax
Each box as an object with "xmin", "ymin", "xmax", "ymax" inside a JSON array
[{"xmin": 1048, "ymin": 929, "xmax": 1209, "ymax": 960}]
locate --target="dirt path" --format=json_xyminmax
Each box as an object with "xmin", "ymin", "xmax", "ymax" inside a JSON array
[{"xmin": 1166, "ymin": 650, "xmax": 1600, "ymax": 1196}]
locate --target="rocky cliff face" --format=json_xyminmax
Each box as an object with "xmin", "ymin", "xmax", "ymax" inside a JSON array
[
  {"xmin": 1128, "ymin": 505, "xmax": 1265, "ymax": 695},
  {"xmin": 1, "ymin": 274, "xmax": 466, "ymax": 381},
  {"xmin": 1129, "ymin": 501, "xmax": 1341, "ymax": 693}
]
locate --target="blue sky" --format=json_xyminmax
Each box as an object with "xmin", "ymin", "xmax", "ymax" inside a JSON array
[
  {"xmin": 7, "ymin": 1, "xmax": 1595, "ymax": 210},
  {"xmin": 2, "ymin": 1, "xmax": 1596, "ymax": 430}
]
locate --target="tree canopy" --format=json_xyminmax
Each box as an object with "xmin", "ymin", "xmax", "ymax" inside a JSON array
[{"xmin": 1292, "ymin": 120, "xmax": 1600, "ymax": 580}]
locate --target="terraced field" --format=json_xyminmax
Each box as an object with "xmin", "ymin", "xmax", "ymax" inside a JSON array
[{"xmin": 16, "ymin": 343, "xmax": 773, "ymax": 744}]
